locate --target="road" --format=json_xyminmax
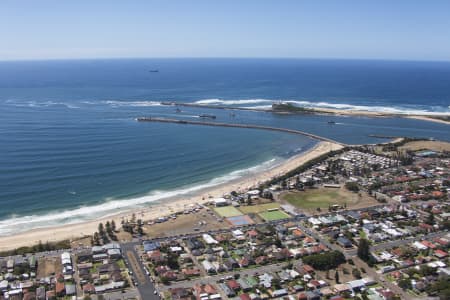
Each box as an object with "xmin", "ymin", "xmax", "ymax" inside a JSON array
[
  {"xmin": 121, "ymin": 243, "xmax": 160, "ymax": 300},
  {"xmin": 296, "ymin": 222, "xmax": 350, "ymax": 258},
  {"xmin": 158, "ymin": 261, "xmax": 292, "ymax": 291},
  {"xmin": 307, "ymin": 226, "xmax": 448, "ymax": 300},
  {"xmin": 352, "ymin": 257, "xmax": 414, "ymax": 300}
]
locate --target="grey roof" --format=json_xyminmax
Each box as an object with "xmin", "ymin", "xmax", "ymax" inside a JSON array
[{"xmin": 65, "ymin": 284, "xmax": 76, "ymax": 295}]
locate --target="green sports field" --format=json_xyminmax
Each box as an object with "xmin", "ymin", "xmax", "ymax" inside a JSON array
[
  {"xmin": 258, "ymin": 210, "xmax": 290, "ymax": 221},
  {"xmin": 280, "ymin": 187, "xmax": 377, "ymax": 214},
  {"xmin": 213, "ymin": 206, "xmax": 243, "ymax": 218},
  {"xmin": 282, "ymin": 188, "xmax": 350, "ymax": 209}
]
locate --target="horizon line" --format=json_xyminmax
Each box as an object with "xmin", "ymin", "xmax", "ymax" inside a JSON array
[{"xmin": 1, "ymin": 56, "xmax": 450, "ymax": 64}]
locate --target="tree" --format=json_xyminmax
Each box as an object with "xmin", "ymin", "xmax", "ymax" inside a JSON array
[
  {"xmin": 93, "ymin": 232, "xmax": 100, "ymax": 246},
  {"xmin": 167, "ymin": 252, "xmax": 179, "ymax": 270},
  {"xmin": 352, "ymin": 268, "xmax": 362, "ymax": 279},
  {"xmin": 345, "ymin": 181, "xmax": 360, "ymax": 192},
  {"xmin": 357, "ymin": 238, "xmax": 370, "ymax": 262},
  {"xmin": 274, "ymin": 238, "xmax": 282, "ymax": 248},
  {"xmin": 398, "ymin": 279, "xmax": 411, "ymax": 290},
  {"xmin": 335, "ymin": 270, "xmax": 340, "ymax": 283},
  {"xmin": 111, "ymin": 220, "xmax": 116, "ymax": 231},
  {"xmin": 302, "ymin": 250, "xmax": 346, "ymax": 271},
  {"xmin": 443, "ymin": 219, "xmax": 450, "ymax": 231},
  {"xmin": 137, "ymin": 219, "xmax": 144, "ymax": 235},
  {"xmin": 37, "ymin": 240, "xmax": 44, "ymax": 252},
  {"xmin": 426, "ymin": 213, "xmax": 435, "ymax": 225},
  {"xmin": 98, "ymin": 223, "xmax": 104, "ymax": 234}
]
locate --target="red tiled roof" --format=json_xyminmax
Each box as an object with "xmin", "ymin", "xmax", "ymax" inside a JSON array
[
  {"xmin": 227, "ymin": 279, "xmax": 240, "ymax": 290},
  {"xmin": 240, "ymin": 294, "xmax": 251, "ymax": 300},
  {"xmin": 435, "ymin": 249, "xmax": 448, "ymax": 258}
]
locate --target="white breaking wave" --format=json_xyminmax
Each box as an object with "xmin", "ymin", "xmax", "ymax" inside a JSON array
[
  {"xmin": 4, "ymin": 99, "xmax": 79, "ymax": 109},
  {"xmin": 0, "ymin": 156, "xmax": 282, "ymax": 236},
  {"xmin": 285, "ymin": 100, "xmax": 450, "ymax": 115},
  {"xmin": 241, "ymin": 105, "xmax": 273, "ymax": 110},
  {"xmin": 103, "ymin": 100, "xmax": 162, "ymax": 107},
  {"xmin": 193, "ymin": 98, "xmax": 450, "ymax": 115},
  {"xmin": 195, "ymin": 99, "xmax": 273, "ymax": 105}
]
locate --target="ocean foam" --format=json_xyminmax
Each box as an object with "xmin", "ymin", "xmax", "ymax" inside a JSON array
[
  {"xmin": 4, "ymin": 99, "xmax": 79, "ymax": 109},
  {"xmin": 195, "ymin": 99, "xmax": 273, "ymax": 105},
  {"xmin": 103, "ymin": 100, "xmax": 162, "ymax": 107},
  {"xmin": 0, "ymin": 156, "xmax": 282, "ymax": 236}
]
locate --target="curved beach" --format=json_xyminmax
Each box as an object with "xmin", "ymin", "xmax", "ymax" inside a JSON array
[{"xmin": 0, "ymin": 141, "xmax": 342, "ymax": 251}]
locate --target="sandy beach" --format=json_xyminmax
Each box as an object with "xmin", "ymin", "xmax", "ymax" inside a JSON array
[
  {"xmin": 404, "ymin": 115, "xmax": 450, "ymax": 125},
  {"xmin": 0, "ymin": 141, "xmax": 343, "ymax": 251},
  {"xmin": 307, "ymin": 107, "xmax": 450, "ymax": 125}
]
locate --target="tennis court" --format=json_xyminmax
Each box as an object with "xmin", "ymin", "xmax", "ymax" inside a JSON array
[{"xmin": 226, "ymin": 215, "xmax": 254, "ymax": 226}]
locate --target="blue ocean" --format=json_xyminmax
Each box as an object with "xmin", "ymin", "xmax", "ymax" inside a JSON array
[{"xmin": 1, "ymin": 58, "xmax": 449, "ymax": 235}]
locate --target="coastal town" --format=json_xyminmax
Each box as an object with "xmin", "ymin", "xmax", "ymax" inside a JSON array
[{"xmin": 1, "ymin": 138, "xmax": 449, "ymax": 300}]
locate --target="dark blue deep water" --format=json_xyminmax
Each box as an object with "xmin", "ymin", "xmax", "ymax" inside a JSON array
[{"xmin": 0, "ymin": 58, "xmax": 449, "ymax": 234}]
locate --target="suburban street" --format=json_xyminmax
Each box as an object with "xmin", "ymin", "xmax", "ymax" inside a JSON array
[
  {"xmin": 157, "ymin": 261, "xmax": 293, "ymax": 291},
  {"xmin": 121, "ymin": 243, "xmax": 160, "ymax": 300},
  {"xmin": 112, "ymin": 200, "xmax": 449, "ymax": 300}
]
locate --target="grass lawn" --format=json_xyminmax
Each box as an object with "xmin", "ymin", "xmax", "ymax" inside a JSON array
[
  {"xmin": 259, "ymin": 210, "xmax": 290, "ymax": 221},
  {"xmin": 213, "ymin": 206, "xmax": 243, "ymax": 218},
  {"xmin": 282, "ymin": 189, "xmax": 345, "ymax": 209},
  {"xmin": 281, "ymin": 187, "xmax": 376, "ymax": 213},
  {"xmin": 239, "ymin": 203, "xmax": 280, "ymax": 214}
]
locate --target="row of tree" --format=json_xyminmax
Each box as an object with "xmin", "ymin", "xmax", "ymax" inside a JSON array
[
  {"xmin": 92, "ymin": 220, "xmax": 117, "ymax": 245},
  {"xmin": 121, "ymin": 213, "xmax": 144, "ymax": 235}
]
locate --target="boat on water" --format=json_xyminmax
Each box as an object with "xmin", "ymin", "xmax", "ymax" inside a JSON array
[
  {"xmin": 149, "ymin": 70, "xmax": 159, "ymax": 73},
  {"xmin": 327, "ymin": 121, "xmax": 336, "ymax": 124},
  {"xmin": 199, "ymin": 114, "xmax": 216, "ymax": 119},
  {"xmin": 175, "ymin": 108, "xmax": 181, "ymax": 113}
]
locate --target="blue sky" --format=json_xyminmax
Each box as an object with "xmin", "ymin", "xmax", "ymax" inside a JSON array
[{"xmin": 1, "ymin": 0, "xmax": 450, "ymax": 61}]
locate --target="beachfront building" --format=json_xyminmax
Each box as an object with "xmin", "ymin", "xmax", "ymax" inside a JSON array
[{"xmin": 214, "ymin": 198, "xmax": 229, "ymax": 207}]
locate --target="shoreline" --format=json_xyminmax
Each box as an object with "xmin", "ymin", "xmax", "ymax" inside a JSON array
[
  {"xmin": 404, "ymin": 115, "xmax": 450, "ymax": 125},
  {"xmin": 161, "ymin": 102, "xmax": 450, "ymax": 125},
  {"xmin": 0, "ymin": 141, "xmax": 343, "ymax": 251},
  {"xmin": 288, "ymin": 107, "xmax": 450, "ymax": 125}
]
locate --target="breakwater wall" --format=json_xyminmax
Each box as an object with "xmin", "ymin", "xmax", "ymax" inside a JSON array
[
  {"xmin": 136, "ymin": 117, "xmax": 345, "ymax": 146},
  {"xmin": 160, "ymin": 101, "xmax": 269, "ymax": 112}
]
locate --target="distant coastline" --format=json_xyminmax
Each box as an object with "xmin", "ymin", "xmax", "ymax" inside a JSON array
[{"xmin": 161, "ymin": 101, "xmax": 450, "ymax": 125}]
